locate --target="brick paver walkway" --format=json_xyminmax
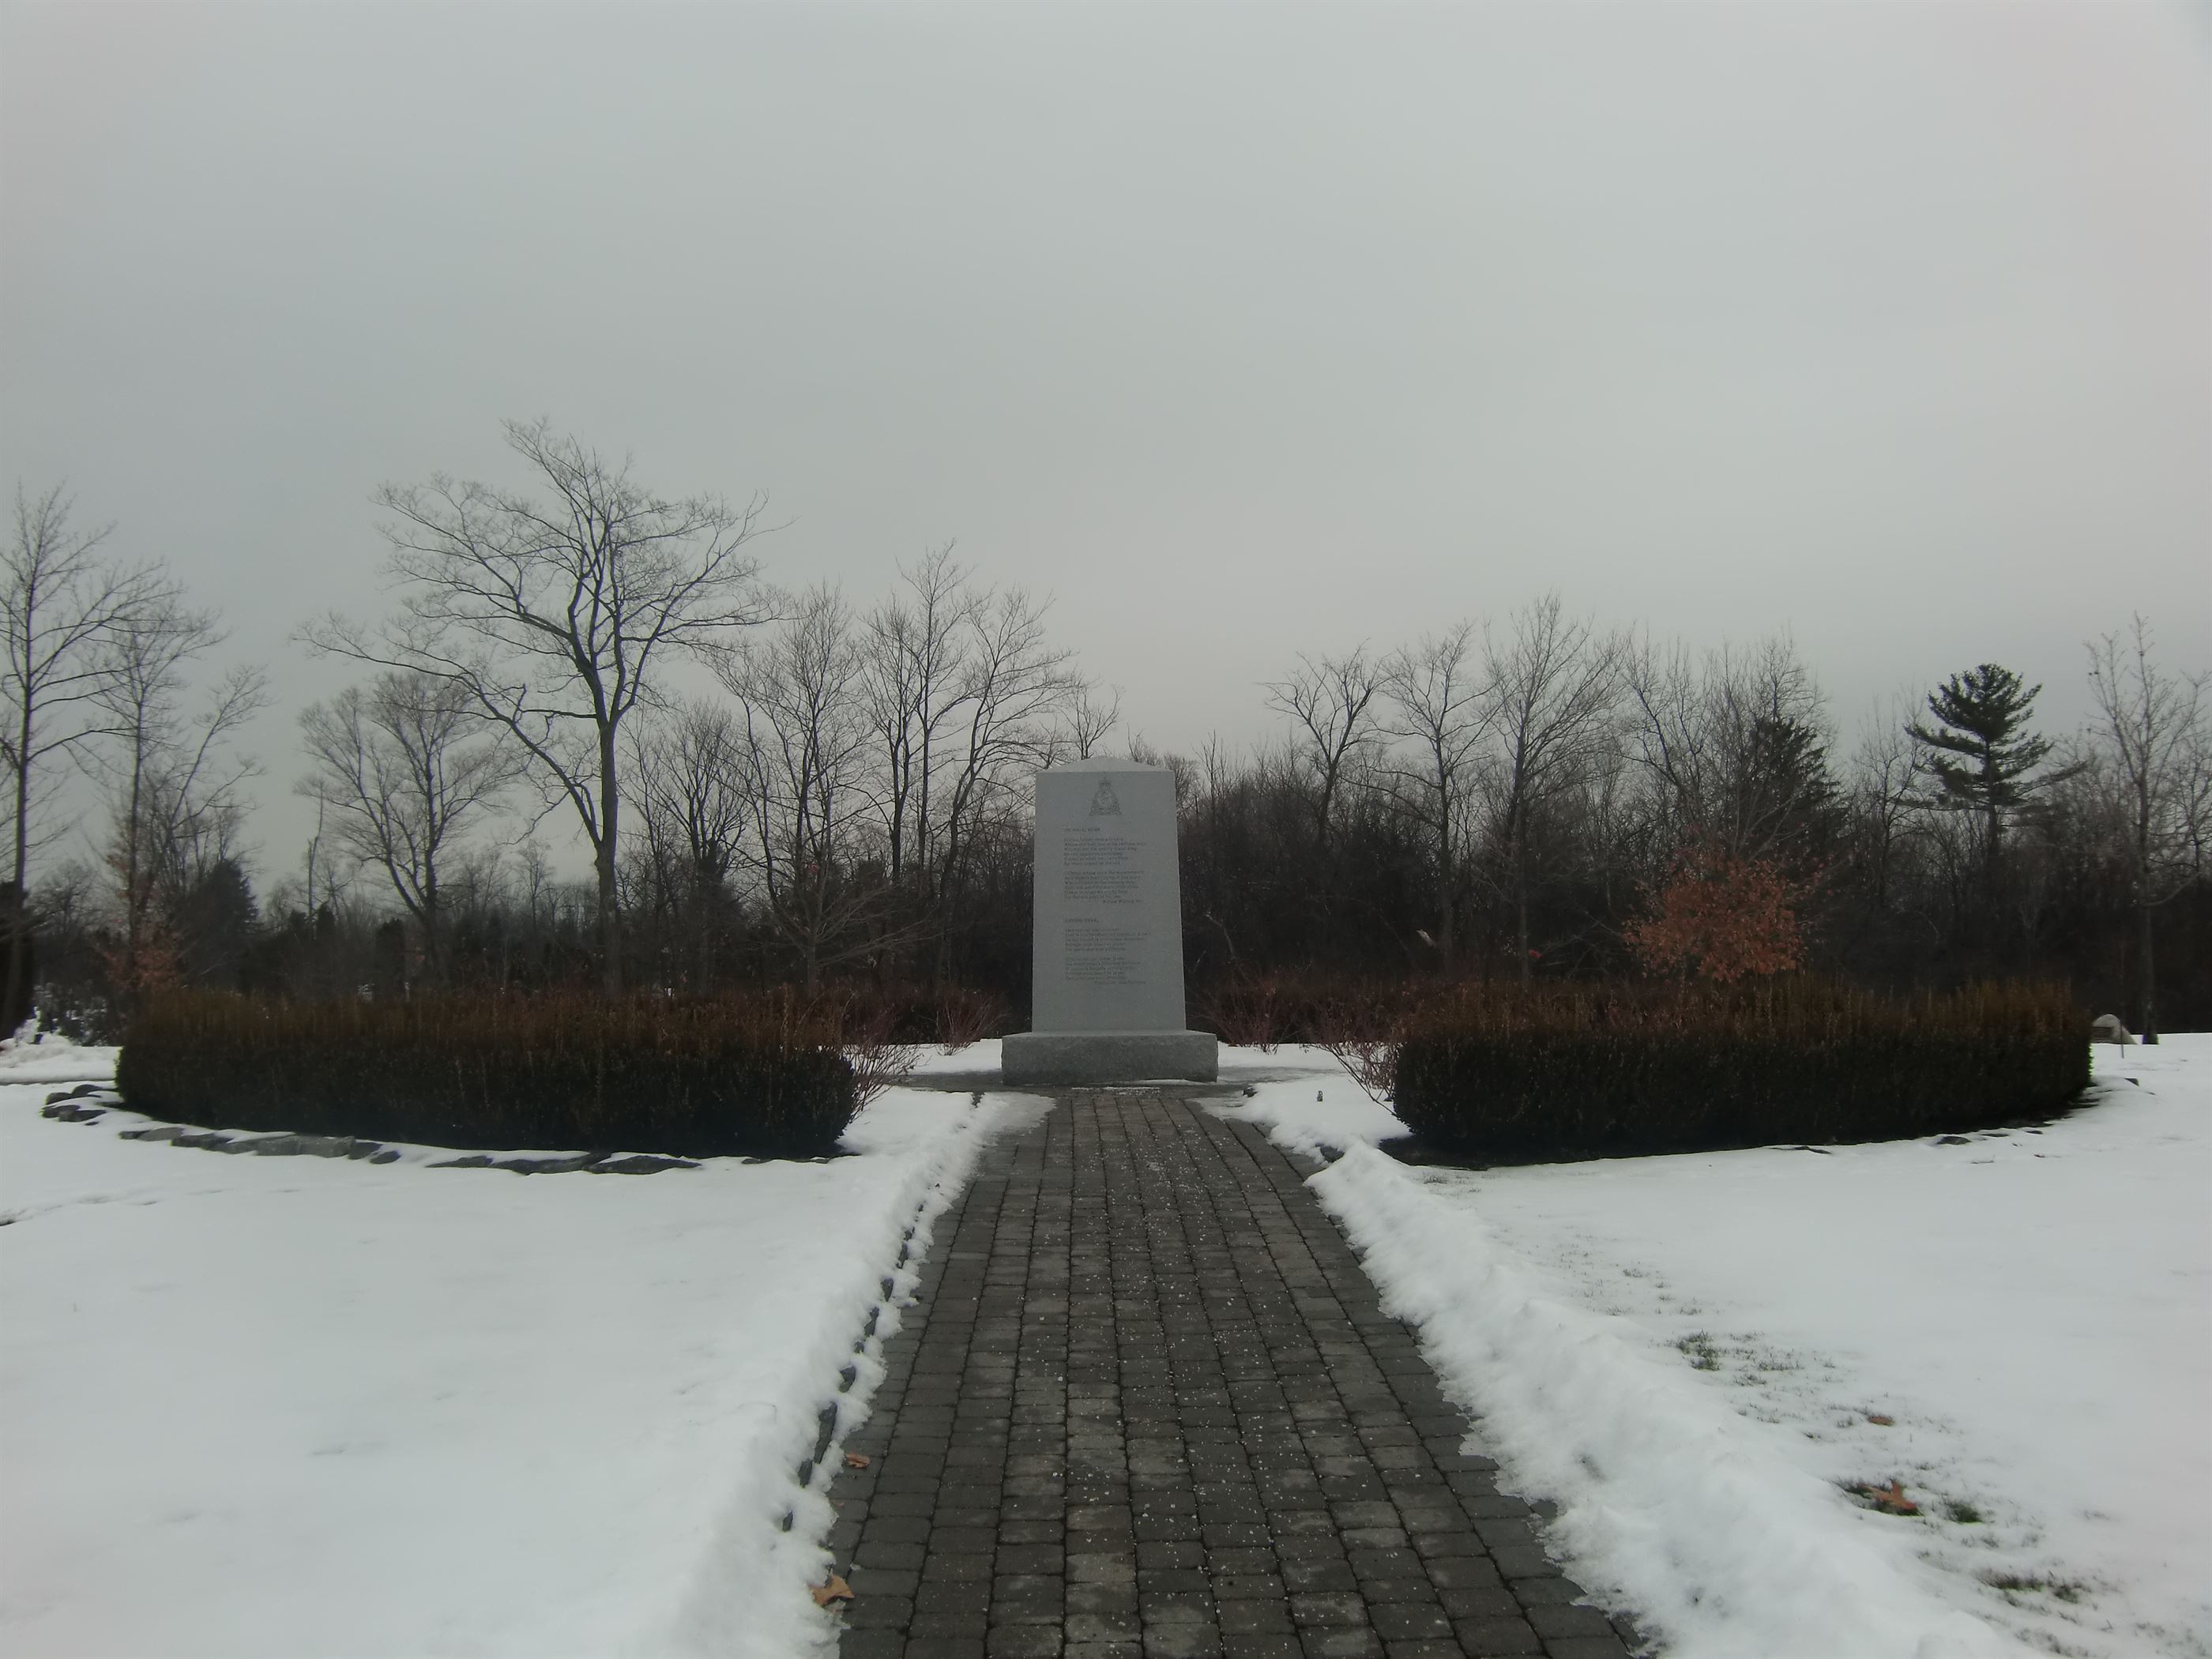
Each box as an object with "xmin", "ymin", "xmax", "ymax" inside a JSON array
[{"xmin": 826, "ymin": 1088, "xmax": 1631, "ymax": 1659}]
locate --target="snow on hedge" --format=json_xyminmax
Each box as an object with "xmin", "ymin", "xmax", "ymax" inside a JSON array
[
  {"xmin": 1, "ymin": 1055, "xmax": 1031, "ymax": 1658},
  {"xmin": 1218, "ymin": 1040, "xmax": 2211, "ymax": 1659}
]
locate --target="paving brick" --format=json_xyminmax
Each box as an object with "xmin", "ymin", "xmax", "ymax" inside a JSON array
[
  {"xmin": 1539, "ymin": 1638, "xmax": 1633, "ymax": 1659},
  {"xmin": 837, "ymin": 1631, "xmax": 904, "ymax": 1659},
  {"xmin": 1509, "ymin": 1574, "xmax": 1588, "ymax": 1607},
  {"xmin": 1437, "ymin": 1585, "xmax": 1521, "ymax": 1621},
  {"xmin": 1451, "ymin": 1617, "xmax": 1544, "ymax": 1656},
  {"xmin": 1365, "ymin": 1602, "xmax": 1453, "ymax": 1642},
  {"xmin": 1527, "ymin": 1603, "xmax": 1618, "ymax": 1639},
  {"xmin": 1288, "ymin": 1593, "xmax": 1367, "ymax": 1628}
]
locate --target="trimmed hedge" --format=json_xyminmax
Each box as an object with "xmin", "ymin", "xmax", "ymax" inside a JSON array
[
  {"xmin": 1389, "ymin": 980, "xmax": 2090, "ymax": 1161},
  {"xmin": 116, "ymin": 991, "xmax": 860, "ymax": 1158}
]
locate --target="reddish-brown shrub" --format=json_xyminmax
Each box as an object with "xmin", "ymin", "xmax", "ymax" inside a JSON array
[{"xmin": 1626, "ymin": 839, "xmax": 1817, "ymax": 984}]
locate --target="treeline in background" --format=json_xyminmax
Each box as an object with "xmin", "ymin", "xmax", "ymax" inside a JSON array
[{"xmin": 9, "ymin": 425, "xmax": 2209, "ymax": 1044}]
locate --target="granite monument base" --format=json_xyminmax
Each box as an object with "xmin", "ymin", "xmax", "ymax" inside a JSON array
[{"xmin": 1001, "ymin": 1029, "xmax": 1220, "ymax": 1086}]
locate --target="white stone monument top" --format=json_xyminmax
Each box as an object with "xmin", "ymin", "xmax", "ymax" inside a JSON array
[{"xmin": 1003, "ymin": 759, "xmax": 1217, "ymax": 1085}]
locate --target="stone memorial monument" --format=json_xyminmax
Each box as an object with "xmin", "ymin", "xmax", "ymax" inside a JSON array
[{"xmin": 1001, "ymin": 759, "xmax": 1219, "ymax": 1085}]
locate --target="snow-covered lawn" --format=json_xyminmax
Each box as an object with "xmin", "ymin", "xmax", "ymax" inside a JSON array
[
  {"xmin": 9, "ymin": 1030, "xmax": 2203, "ymax": 1659},
  {"xmin": 1220, "ymin": 1040, "xmax": 2212, "ymax": 1659},
  {"xmin": 0, "ymin": 1036, "xmax": 1034, "ymax": 1659}
]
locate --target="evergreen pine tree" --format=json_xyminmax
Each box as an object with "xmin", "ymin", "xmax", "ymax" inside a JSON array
[
  {"xmin": 1907, "ymin": 663, "xmax": 2056, "ymax": 889},
  {"xmin": 1733, "ymin": 715, "xmax": 1845, "ymax": 869}
]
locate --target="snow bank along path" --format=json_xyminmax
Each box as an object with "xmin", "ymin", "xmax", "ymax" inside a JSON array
[
  {"xmin": 1217, "ymin": 1043, "xmax": 2211, "ymax": 1659},
  {"xmin": 0, "ymin": 1035, "xmax": 1035, "ymax": 1658}
]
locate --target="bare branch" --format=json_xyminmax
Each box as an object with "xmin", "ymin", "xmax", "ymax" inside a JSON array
[{"xmin": 299, "ymin": 423, "xmax": 777, "ymax": 991}]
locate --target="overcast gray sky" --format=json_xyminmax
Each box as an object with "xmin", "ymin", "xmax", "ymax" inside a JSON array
[{"xmin": 3, "ymin": 0, "xmax": 2206, "ymax": 886}]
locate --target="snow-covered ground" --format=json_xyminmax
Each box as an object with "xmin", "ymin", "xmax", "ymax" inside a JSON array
[
  {"xmin": 9, "ymin": 1028, "xmax": 2203, "ymax": 1659},
  {"xmin": 1219, "ymin": 1040, "xmax": 2212, "ymax": 1659},
  {"xmin": 1, "ymin": 1034, "xmax": 1037, "ymax": 1659}
]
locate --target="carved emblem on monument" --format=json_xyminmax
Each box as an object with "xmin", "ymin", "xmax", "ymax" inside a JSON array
[{"xmin": 1089, "ymin": 780, "xmax": 1123, "ymax": 817}]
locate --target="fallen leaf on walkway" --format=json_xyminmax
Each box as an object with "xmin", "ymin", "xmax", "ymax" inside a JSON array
[
  {"xmin": 843, "ymin": 1452, "xmax": 871, "ymax": 1469},
  {"xmin": 811, "ymin": 1574, "xmax": 853, "ymax": 1606}
]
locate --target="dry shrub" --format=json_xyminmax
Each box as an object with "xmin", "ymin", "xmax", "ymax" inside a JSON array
[
  {"xmin": 933, "ymin": 987, "xmax": 1011, "ymax": 1052},
  {"xmin": 1196, "ymin": 973, "xmax": 1287, "ymax": 1049},
  {"xmin": 814, "ymin": 992, "xmax": 921, "ymax": 1108},
  {"xmin": 1310, "ymin": 980, "xmax": 1430, "ymax": 1105},
  {"xmin": 1319, "ymin": 1035, "xmax": 1399, "ymax": 1105},
  {"xmin": 810, "ymin": 983, "xmax": 1014, "ymax": 1050},
  {"xmin": 1196, "ymin": 970, "xmax": 1445, "ymax": 1103},
  {"xmin": 1196, "ymin": 969, "xmax": 1412, "ymax": 1050}
]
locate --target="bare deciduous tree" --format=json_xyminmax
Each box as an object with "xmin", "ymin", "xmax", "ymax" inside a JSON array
[
  {"xmin": 2086, "ymin": 616, "xmax": 2210, "ymax": 1042},
  {"xmin": 305, "ymin": 420, "xmax": 775, "ymax": 992},
  {"xmin": 94, "ymin": 608, "xmax": 269, "ymax": 1002},
  {"xmin": 1380, "ymin": 622, "xmax": 1490, "ymax": 969},
  {"xmin": 1066, "ymin": 682, "xmax": 1123, "ymax": 760},
  {"xmin": 1847, "ymin": 692, "xmax": 1928, "ymax": 916},
  {"xmin": 934, "ymin": 582, "xmax": 1079, "ymax": 923},
  {"xmin": 1484, "ymin": 595, "xmax": 1624, "ymax": 984},
  {"xmin": 1265, "ymin": 646, "xmax": 1385, "ymax": 853},
  {"xmin": 0, "ymin": 487, "xmax": 176, "ymax": 1019},
  {"xmin": 1624, "ymin": 634, "xmax": 1828, "ymax": 860},
  {"xmin": 861, "ymin": 548, "xmax": 1078, "ymax": 974},
  {"xmin": 863, "ymin": 546, "xmax": 969, "ymax": 899},
  {"xmin": 724, "ymin": 587, "xmax": 891, "ymax": 991},
  {"xmin": 298, "ymin": 672, "xmax": 517, "ymax": 984},
  {"xmin": 626, "ymin": 698, "xmax": 750, "ymax": 988}
]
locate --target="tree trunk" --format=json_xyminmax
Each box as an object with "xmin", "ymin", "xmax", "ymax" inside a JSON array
[
  {"xmin": 120, "ymin": 737, "xmax": 146, "ymax": 1003},
  {"xmin": 1984, "ymin": 801, "xmax": 2002, "ymax": 906},
  {"xmin": 421, "ymin": 879, "xmax": 442, "ymax": 989},
  {"xmin": 2133, "ymin": 775, "xmax": 2156, "ymax": 1044},
  {"xmin": 5, "ymin": 700, "xmax": 32, "ymax": 1026},
  {"xmin": 693, "ymin": 871, "xmax": 717, "ymax": 991},
  {"xmin": 1514, "ymin": 837, "xmax": 1532, "ymax": 988},
  {"xmin": 2139, "ymin": 901, "xmax": 2158, "ymax": 1045},
  {"xmin": 597, "ymin": 732, "xmax": 622, "ymax": 996},
  {"xmin": 1435, "ymin": 805, "xmax": 1454, "ymax": 974}
]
